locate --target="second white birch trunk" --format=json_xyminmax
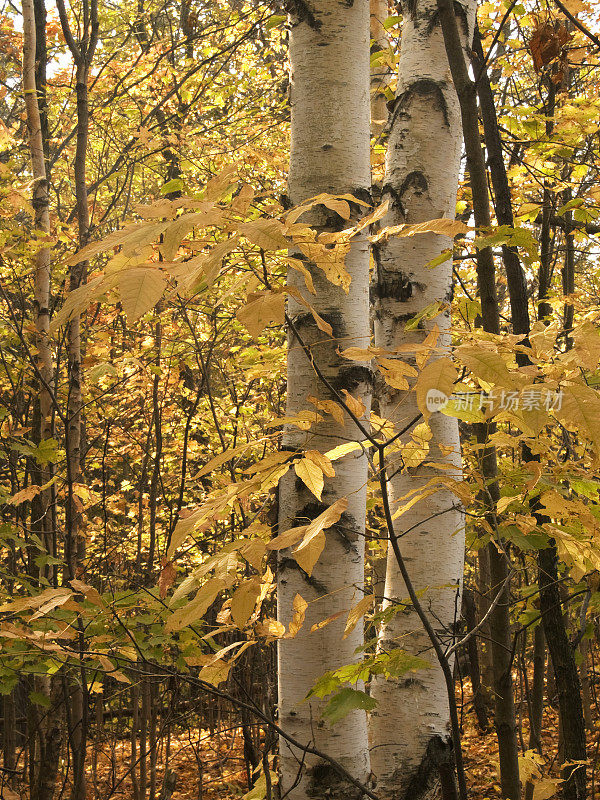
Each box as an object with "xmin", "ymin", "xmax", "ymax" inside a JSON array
[{"xmin": 369, "ymin": 1, "xmax": 475, "ymax": 796}]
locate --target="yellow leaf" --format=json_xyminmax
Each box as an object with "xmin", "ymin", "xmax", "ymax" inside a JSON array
[
  {"xmin": 284, "ymin": 193, "xmax": 369, "ymax": 226},
  {"xmin": 308, "ymin": 396, "xmax": 345, "ymax": 427},
  {"xmin": 341, "ymin": 346, "xmax": 385, "ymax": 361},
  {"xmin": 417, "ymin": 324, "xmax": 440, "ymax": 370},
  {"xmin": 294, "ymin": 530, "xmax": 325, "ymax": 575},
  {"xmin": 29, "ymin": 589, "xmax": 74, "ymax": 620},
  {"xmin": 166, "ymin": 576, "xmax": 232, "ymax": 632},
  {"xmin": 238, "ymin": 538, "xmax": 267, "ymax": 569},
  {"xmin": 401, "ymin": 423, "xmax": 432, "ymax": 469},
  {"xmin": 519, "ymin": 751, "xmax": 543, "ymax": 784},
  {"xmin": 344, "ymin": 594, "xmax": 374, "ymax": 639},
  {"xmin": 268, "ymin": 526, "xmax": 308, "ymax": 550},
  {"xmin": 556, "ymin": 382, "xmax": 600, "ymax": 457},
  {"xmin": 285, "ymin": 593, "xmax": 308, "ymax": 638},
  {"xmin": 0, "ymin": 587, "xmax": 72, "ymax": 615},
  {"xmin": 243, "ymin": 770, "xmax": 280, "ymax": 800},
  {"xmin": 534, "ymin": 778, "xmax": 563, "ymax": 800},
  {"xmin": 341, "ymin": 389, "xmax": 366, "ymax": 417},
  {"xmin": 304, "ymin": 450, "xmax": 335, "ymax": 478},
  {"xmin": 8, "ymin": 485, "xmax": 42, "ymax": 505},
  {"xmin": 261, "ymin": 461, "xmax": 293, "ymax": 491},
  {"xmin": 161, "ymin": 212, "xmax": 222, "ymax": 260},
  {"xmin": 311, "ymin": 610, "xmax": 346, "ymax": 632},
  {"xmin": 69, "ymin": 579, "xmax": 105, "ymax": 608},
  {"xmin": 239, "ymin": 219, "xmax": 289, "ymax": 251},
  {"xmin": 371, "ymin": 217, "xmax": 468, "ymax": 243},
  {"xmin": 50, "ymin": 274, "xmax": 111, "ymax": 334},
  {"xmin": 95, "ymin": 654, "xmax": 130, "ymax": 684},
  {"xmin": 324, "ymin": 442, "xmax": 362, "ymax": 460},
  {"xmin": 560, "ymin": 0, "xmax": 585, "ymax": 14},
  {"xmin": 255, "ymin": 618, "xmax": 286, "ymax": 638},
  {"xmin": 309, "ymin": 307, "xmax": 334, "ymax": 336},
  {"xmin": 352, "ymin": 200, "xmax": 390, "ymax": 233},
  {"xmin": 117, "ymin": 268, "xmax": 166, "ymax": 320},
  {"xmin": 297, "ymin": 239, "xmax": 351, "ymax": 293},
  {"xmin": 197, "ymin": 235, "xmax": 239, "ymax": 287},
  {"xmin": 391, "ymin": 486, "xmax": 440, "ymax": 519},
  {"xmin": 134, "ymin": 198, "xmax": 177, "ymax": 219},
  {"xmin": 203, "ymin": 164, "xmax": 237, "ymax": 200},
  {"xmin": 287, "ymin": 257, "xmax": 316, "ymax": 294},
  {"xmin": 196, "ymin": 442, "xmax": 255, "ymax": 477},
  {"xmin": 321, "ymin": 197, "xmax": 352, "ymax": 219},
  {"xmin": 573, "ymin": 321, "xmax": 600, "ymax": 371},
  {"xmin": 231, "ymin": 578, "xmax": 262, "ymax": 629},
  {"xmin": 294, "ymin": 497, "xmax": 348, "ymax": 569},
  {"xmin": 295, "ymin": 458, "xmax": 325, "ymax": 500},
  {"xmin": 231, "ymin": 184, "xmax": 255, "ymax": 214},
  {"xmin": 286, "ymin": 285, "xmax": 333, "ymax": 335},
  {"xmin": 415, "ymin": 357, "xmax": 458, "ymax": 419},
  {"xmin": 457, "ymin": 344, "xmax": 518, "ymax": 389},
  {"xmin": 244, "ymin": 451, "xmax": 292, "ymax": 475},
  {"xmin": 377, "ymin": 357, "xmax": 418, "ymax": 390},
  {"xmin": 65, "ymin": 220, "xmax": 170, "ymax": 266},
  {"xmin": 199, "ymin": 658, "xmax": 232, "ymax": 686},
  {"xmin": 237, "ymin": 291, "xmax": 285, "ymax": 338}
]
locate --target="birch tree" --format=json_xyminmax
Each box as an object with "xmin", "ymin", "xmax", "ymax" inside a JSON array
[
  {"xmin": 276, "ymin": 0, "xmax": 372, "ymax": 797},
  {"xmin": 369, "ymin": 0, "xmax": 475, "ymax": 794},
  {"xmin": 370, "ymin": 0, "xmax": 391, "ymax": 138}
]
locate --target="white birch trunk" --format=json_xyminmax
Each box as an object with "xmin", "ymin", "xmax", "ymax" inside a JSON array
[
  {"xmin": 277, "ymin": 1, "xmax": 372, "ymax": 797},
  {"xmin": 370, "ymin": 0, "xmax": 390, "ymax": 137},
  {"xmin": 368, "ymin": 1, "xmax": 475, "ymax": 796},
  {"xmin": 369, "ymin": 0, "xmax": 390, "ymax": 614}
]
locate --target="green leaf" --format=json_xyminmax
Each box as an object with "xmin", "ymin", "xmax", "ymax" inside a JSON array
[
  {"xmin": 266, "ymin": 14, "xmax": 286, "ymax": 29},
  {"xmin": 405, "ymin": 301, "xmax": 442, "ymax": 331},
  {"xmin": 499, "ymin": 524, "xmax": 548, "ymax": 552},
  {"xmin": 425, "ymin": 249, "xmax": 452, "ymax": 269},
  {"xmin": 456, "ymin": 298, "xmax": 480, "ymax": 324},
  {"xmin": 309, "ymin": 670, "xmax": 342, "ymax": 699},
  {"xmin": 29, "ymin": 691, "xmax": 51, "ymax": 708},
  {"xmin": 160, "ymin": 178, "xmax": 185, "ymax": 195},
  {"xmin": 383, "ymin": 649, "xmax": 430, "ymax": 677},
  {"xmin": 322, "ymin": 688, "xmax": 376, "ymax": 725}
]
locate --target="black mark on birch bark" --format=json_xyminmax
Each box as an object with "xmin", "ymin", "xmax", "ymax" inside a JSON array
[
  {"xmin": 277, "ymin": 556, "xmax": 328, "ymax": 594},
  {"xmin": 286, "ymin": 0, "xmax": 321, "ymax": 30},
  {"xmin": 391, "ymin": 78, "xmax": 450, "ymax": 129}
]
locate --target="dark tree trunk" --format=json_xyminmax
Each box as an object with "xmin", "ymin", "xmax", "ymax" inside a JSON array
[
  {"xmin": 463, "ymin": 587, "xmax": 489, "ymax": 731},
  {"xmin": 539, "ymin": 545, "xmax": 587, "ymax": 800},
  {"xmin": 528, "ymin": 623, "xmax": 546, "ymax": 753}
]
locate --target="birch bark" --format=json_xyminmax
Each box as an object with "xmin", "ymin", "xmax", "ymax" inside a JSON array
[
  {"xmin": 368, "ymin": 1, "xmax": 475, "ymax": 795},
  {"xmin": 277, "ymin": 1, "xmax": 372, "ymax": 797},
  {"xmin": 370, "ymin": 0, "xmax": 390, "ymax": 137}
]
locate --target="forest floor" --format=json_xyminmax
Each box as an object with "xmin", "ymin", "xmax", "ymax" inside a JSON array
[
  {"xmin": 1, "ymin": 678, "xmax": 594, "ymax": 800},
  {"xmin": 87, "ymin": 679, "xmax": 592, "ymax": 800}
]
